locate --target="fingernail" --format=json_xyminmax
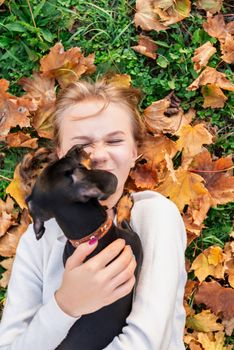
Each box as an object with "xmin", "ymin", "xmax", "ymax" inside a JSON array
[{"xmin": 89, "ymin": 236, "xmax": 98, "ymax": 245}]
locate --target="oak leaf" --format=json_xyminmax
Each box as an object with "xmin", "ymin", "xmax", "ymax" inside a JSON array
[
  {"xmin": 156, "ymin": 168, "xmax": 208, "ymax": 211},
  {"xmin": 192, "ymin": 41, "xmax": 216, "ymax": 72},
  {"xmin": 201, "ymin": 84, "xmax": 228, "ymax": 109},
  {"xmin": 6, "ymin": 131, "xmax": 38, "ymax": 149},
  {"xmin": 190, "ymin": 151, "xmax": 234, "ymax": 205},
  {"xmin": 40, "ymin": 42, "xmax": 96, "ymax": 88},
  {"xmin": 132, "ymin": 35, "xmax": 158, "ymax": 59},
  {"xmin": 186, "ymin": 309, "xmax": 224, "ymax": 332}
]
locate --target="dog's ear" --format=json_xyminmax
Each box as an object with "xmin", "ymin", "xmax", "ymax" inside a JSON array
[{"xmin": 33, "ymin": 217, "xmax": 45, "ymax": 240}]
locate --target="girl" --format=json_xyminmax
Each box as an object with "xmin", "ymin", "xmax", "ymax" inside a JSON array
[{"xmin": 0, "ymin": 78, "xmax": 187, "ymax": 349}]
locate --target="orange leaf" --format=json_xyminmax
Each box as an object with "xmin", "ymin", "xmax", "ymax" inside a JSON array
[
  {"xmin": 134, "ymin": 0, "xmax": 167, "ymax": 31},
  {"xmin": 201, "ymin": 84, "xmax": 228, "ymax": 108},
  {"xmin": 0, "ymin": 257, "xmax": 14, "ymax": 288},
  {"xmin": 40, "ymin": 42, "xmax": 96, "ymax": 88},
  {"xmin": 187, "ymin": 67, "xmax": 234, "ymax": 92},
  {"xmin": 156, "ymin": 168, "xmax": 208, "ymax": 211},
  {"xmin": 132, "ymin": 35, "xmax": 157, "ymax": 59},
  {"xmin": 116, "ymin": 194, "xmax": 133, "ymax": 226},
  {"xmin": 6, "ymin": 164, "xmax": 28, "ymax": 210},
  {"xmin": 192, "ymin": 41, "xmax": 216, "ymax": 72},
  {"xmin": 6, "ymin": 131, "xmax": 38, "ymax": 149},
  {"xmin": 130, "ymin": 163, "xmax": 158, "ymax": 189},
  {"xmin": 190, "ymin": 151, "xmax": 234, "ymax": 205},
  {"xmin": 0, "ymin": 79, "xmax": 33, "ymax": 139}
]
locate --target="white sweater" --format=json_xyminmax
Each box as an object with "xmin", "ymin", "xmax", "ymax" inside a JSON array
[{"xmin": 0, "ymin": 190, "xmax": 187, "ymax": 350}]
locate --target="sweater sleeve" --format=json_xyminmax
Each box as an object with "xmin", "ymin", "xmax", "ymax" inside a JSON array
[
  {"xmin": 103, "ymin": 194, "xmax": 187, "ymax": 350},
  {"xmin": 0, "ymin": 226, "xmax": 80, "ymax": 350}
]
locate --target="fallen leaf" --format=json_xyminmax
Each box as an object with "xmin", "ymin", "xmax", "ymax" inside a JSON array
[
  {"xmin": 190, "ymin": 151, "xmax": 234, "ymax": 205},
  {"xmin": 201, "ymin": 84, "xmax": 228, "ymax": 108},
  {"xmin": 186, "ymin": 309, "xmax": 224, "ymax": 332},
  {"xmin": 40, "ymin": 42, "xmax": 96, "ymax": 88},
  {"xmin": 116, "ymin": 194, "xmax": 133, "ymax": 226},
  {"xmin": 187, "ymin": 67, "xmax": 234, "ymax": 92},
  {"xmin": 195, "ymin": 281, "xmax": 234, "ymax": 321},
  {"xmin": 132, "ymin": 35, "xmax": 158, "ymax": 59},
  {"xmin": 196, "ymin": 0, "xmax": 223, "ymax": 14},
  {"xmin": 106, "ymin": 74, "xmax": 132, "ymax": 88},
  {"xmin": 134, "ymin": 0, "xmax": 167, "ymax": 31},
  {"xmin": 6, "ymin": 131, "xmax": 38, "ymax": 149},
  {"xmin": 197, "ymin": 331, "xmax": 232, "ymax": 350},
  {"xmin": 130, "ymin": 163, "xmax": 158, "ymax": 189},
  {"xmin": 192, "ymin": 41, "xmax": 216, "ymax": 72},
  {"xmin": 157, "ymin": 168, "xmax": 208, "ymax": 211},
  {"xmin": 0, "ymin": 257, "xmax": 14, "ymax": 288}
]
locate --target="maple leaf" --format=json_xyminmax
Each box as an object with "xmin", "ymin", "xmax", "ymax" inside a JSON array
[
  {"xmin": 192, "ymin": 41, "xmax": 216, "ymax": 72},
  {"xmin": 130, "ymin": 163, "xmax": 158, "ymax": 189},
  {"xmin": 187, "ymin": 67, "xmax": 234, "ymax": 92},
  {"xmin": 40, "ymin": 42, "xmax": 96, "ymax": 88},
  {"xmin": 134, "ymin": 0, "xmax": 167, "ymax": 31},
  {"xmin": 19, "ymin": 73, "xmax": 56, "ymax": 139},
  {"xmin": 201, "ymin": 84, "xmax": 228, "ymax": 109},
  {"xmin": 182, "ymin": 212, "xmax": 204, "ymax": 245},
  {"xmin": 196, "ymin": 0, "xmax": 223, "ymax": 14},
  {"xmin": 0, "ymin": 196, "xmax": 18, "ymax": 237},
  {"xmin": 190, "ymin": 246, "xmax": 225, "ymax": 282},
  {"xmin": 0, "ymin": 79, "xmax": 34, "ymax": 140},
  {"xmin": 190, "ymin": 151, "xmax": 234, "ymax": 205},
  {"xmin": 186, "ymin": 309, "xmax": 223, "ymax": 332},
  {"xmin": 132, "ymin": 35, "xmax": 158, "ymax": 59},
  {"xmin": 138, "ymin": 133, "xmax": 178, "ymax": 168},
  {"xmin": 197, "ymin": 331, "xmax": 232, "ymax": 350},
  {"xmin": 6, "ymin": 131, "xmax": 38, "ymax": 149},
  {"xmin": 144, "ymin": 92, "xmax": 195, "ymax": 134},
  {"xmin": 106, "ymin": 74, "xmax": 132, "ymax": 88},
  {"xmin": 195, "ymin": 281, "xmax": 234, "ymax": 325},
  {"xmin": 156, "ymin": 168, "xmax": 208, "ymax": 211},
  {"xmin": 176, "ymin": 124, "xmax": 213, "ymax": 165},
  {"xmin": 224, "ymin": 242, "xmax": 234, "ymax": 288},
  {"xmin": 203, "ymin": 13, "xmax": 226, "ymax": 39},
  {"xmin": 6, "ymin": 164, "xmax": 28, "ymax": 210}
]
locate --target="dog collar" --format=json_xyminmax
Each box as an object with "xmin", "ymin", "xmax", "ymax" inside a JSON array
[{"xmin": 68, "ymin": 215, "xmax": 113, "ymax": 248}]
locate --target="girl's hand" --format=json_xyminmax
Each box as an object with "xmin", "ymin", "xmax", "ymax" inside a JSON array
[{"xmin": 54, "ymin": 238, "xmax": 136, "ymax": 317}]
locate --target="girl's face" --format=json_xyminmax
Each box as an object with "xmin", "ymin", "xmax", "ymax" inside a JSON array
[{"xmin": 56, "ymin": 98, "xmax": 138, "ymax": 207}]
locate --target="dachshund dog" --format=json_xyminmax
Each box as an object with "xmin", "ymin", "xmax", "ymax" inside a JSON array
[{"xmin": 26, "ymin": 144, "xmax": 143, "ymax": 350}]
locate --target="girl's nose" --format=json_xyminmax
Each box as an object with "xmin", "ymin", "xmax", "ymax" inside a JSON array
[{"xmin": 87, "ymin": 142, "xmax": 109, "ymax": 166}]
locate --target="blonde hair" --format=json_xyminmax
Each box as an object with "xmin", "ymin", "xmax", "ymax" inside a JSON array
[{"xmin": 52, "ymin": 77, "xmax": 146, "ymax": 150}]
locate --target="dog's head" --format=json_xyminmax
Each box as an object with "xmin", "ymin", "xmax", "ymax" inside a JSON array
[{"xmin": 26, "ymin": 144, "xmax": 118, "ymax": 240}]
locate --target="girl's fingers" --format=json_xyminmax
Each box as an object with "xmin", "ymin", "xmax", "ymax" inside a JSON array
[
  {"xmin": 86, "ymin": 238, "xmax": 126, "ymax": 269},
  {"xmin": 104, "ymin": 245, "xmax": 134, "ymax": 279},
  {"xmin": 110, "ymin": 256, "xmax": 136, "ymax": 290},
  {"xmin": 112, "ymin": 276, "xmax": 136, "ymax": 302}
]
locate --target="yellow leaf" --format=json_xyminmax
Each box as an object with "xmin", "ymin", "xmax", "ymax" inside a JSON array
[
  {"xmin": 6, "ymin": 164, "xmax": 27, "ymax": 210},
  {"xmin": 186, "ymin": 310, "xmax": 224, "ymax": 332}
]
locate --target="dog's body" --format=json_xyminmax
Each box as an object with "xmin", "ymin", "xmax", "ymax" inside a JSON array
[{"xmin": 26, "ymin": 145, "xmax": 143, "ymax": 350}]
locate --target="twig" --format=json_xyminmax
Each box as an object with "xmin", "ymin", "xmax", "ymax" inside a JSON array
[
  {"xmin": 189, "ymin": 166, "xmax": 234, "ymax": 174},
  {"xmin": 0, "ymin": 175, "xmax": 12, "ymax": 182}
]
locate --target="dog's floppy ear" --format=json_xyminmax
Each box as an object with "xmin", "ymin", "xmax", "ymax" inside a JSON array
[{"xmin": 33, "ymin": 218, "xmax": 45, "ymax": 240}]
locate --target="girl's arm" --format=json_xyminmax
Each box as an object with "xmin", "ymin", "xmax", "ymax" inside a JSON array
[
  {"xmin": 0, "ymin": 226, "xmax": 81, "ymax": 350},
  {"xmin": 103, "ymin": 193, "xmax": 187, "ymax": 350}
]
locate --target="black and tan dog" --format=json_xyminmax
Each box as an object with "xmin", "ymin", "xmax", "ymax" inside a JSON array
[{"xmin": 26, "ymin": 144, "xmax": 143, "ymax": 350}]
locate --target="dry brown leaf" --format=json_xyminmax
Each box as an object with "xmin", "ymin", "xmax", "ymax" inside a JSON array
[
  {"xmin": 134, "ymin": 0, "xmax": 167, "ymax": 31},
  {"xmin": 188, "ymin": 193, "xmax": 212, "ymax": 226},
  {"xmin": 176, "ymin": 124, "xmax": 213, "ymax": 165},
  {"xmin": 138, "ymin": 133, "xmax": 178, "ymax": 169},
  {"xmin": 190, "ymin": 246, "xmax": 225, "ymax": 282},
  {"xmin": 19, "ymin": 73, "xmax": 56, "ymax": 139},
  {"xmin": 220, "ymin": 33, "xmax": 234, "ymax": 64},
  {"xmin": 195, "ymin": 281, "xmax": 234, "ymax": 321},
  {"xmin": 144, "ymin": 92, "xmax": 195, "ymax": 134},
  {"xmin": 196, "ymin": 0, "xmax": 223, "ymax": 14},
  {"xmin": 187, "ymin": 67, "xmax": 234, "ymax": 92},
  {"xmin": 203, "ymin": 13, "xmax": 226, "ymax": 39},
  {"xmin": 156, "ymin": 168, "xmax": 208, "ymax": 211},
  {"xmin": 0, "ymin": 257, "xmax": 14, "ymax": 288},
  {"xmin": 132, "ymin": 35, "xmax": 158, "ymax": 59},
  {"xmin": 40, "ymin": 42, "xmax": 96, "ymax": 88},
  {"xmin": 6, "ymin": 131, "xmax": 38, "ymax": 149},
  {"xmin": 186, "ymin": 309, "xmax": 224, "ymax": 332},
  {"xmin": 106, "ymin": 74, "xmax": 131, "ymax": 88},
  {"xmin": 130, "ymin": 163, "xmax": 158, "ymax": 189},
  {"xmin": 116, "ymin": 194, "xmax": 133, "ymax": 226},
  {"xmin": 201, "ymin": 84, "xmax": 228, "ymax": 109},
  {"xmin": 0, "ymin": 196, "xmax": 18, "ymax": 237},
  {"xmin": 190, "ymin": 151, "xmax": 234, "ymax": 206},
  {"xmin": 182, "ymin": 212, "xmax": 204, "ymax": 245},
  {"xmin": 192, "ymin": 41, "xmax": 216, "ymax": 72},
  {"xmin": 0, "ymin": 79, "xmax": 34, "ymax": 140}
]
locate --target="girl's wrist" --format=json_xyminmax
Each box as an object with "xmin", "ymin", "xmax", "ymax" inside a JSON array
[{"xmin": 54, "ymin": 290, "xmax": 81, "ymax": 318}]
